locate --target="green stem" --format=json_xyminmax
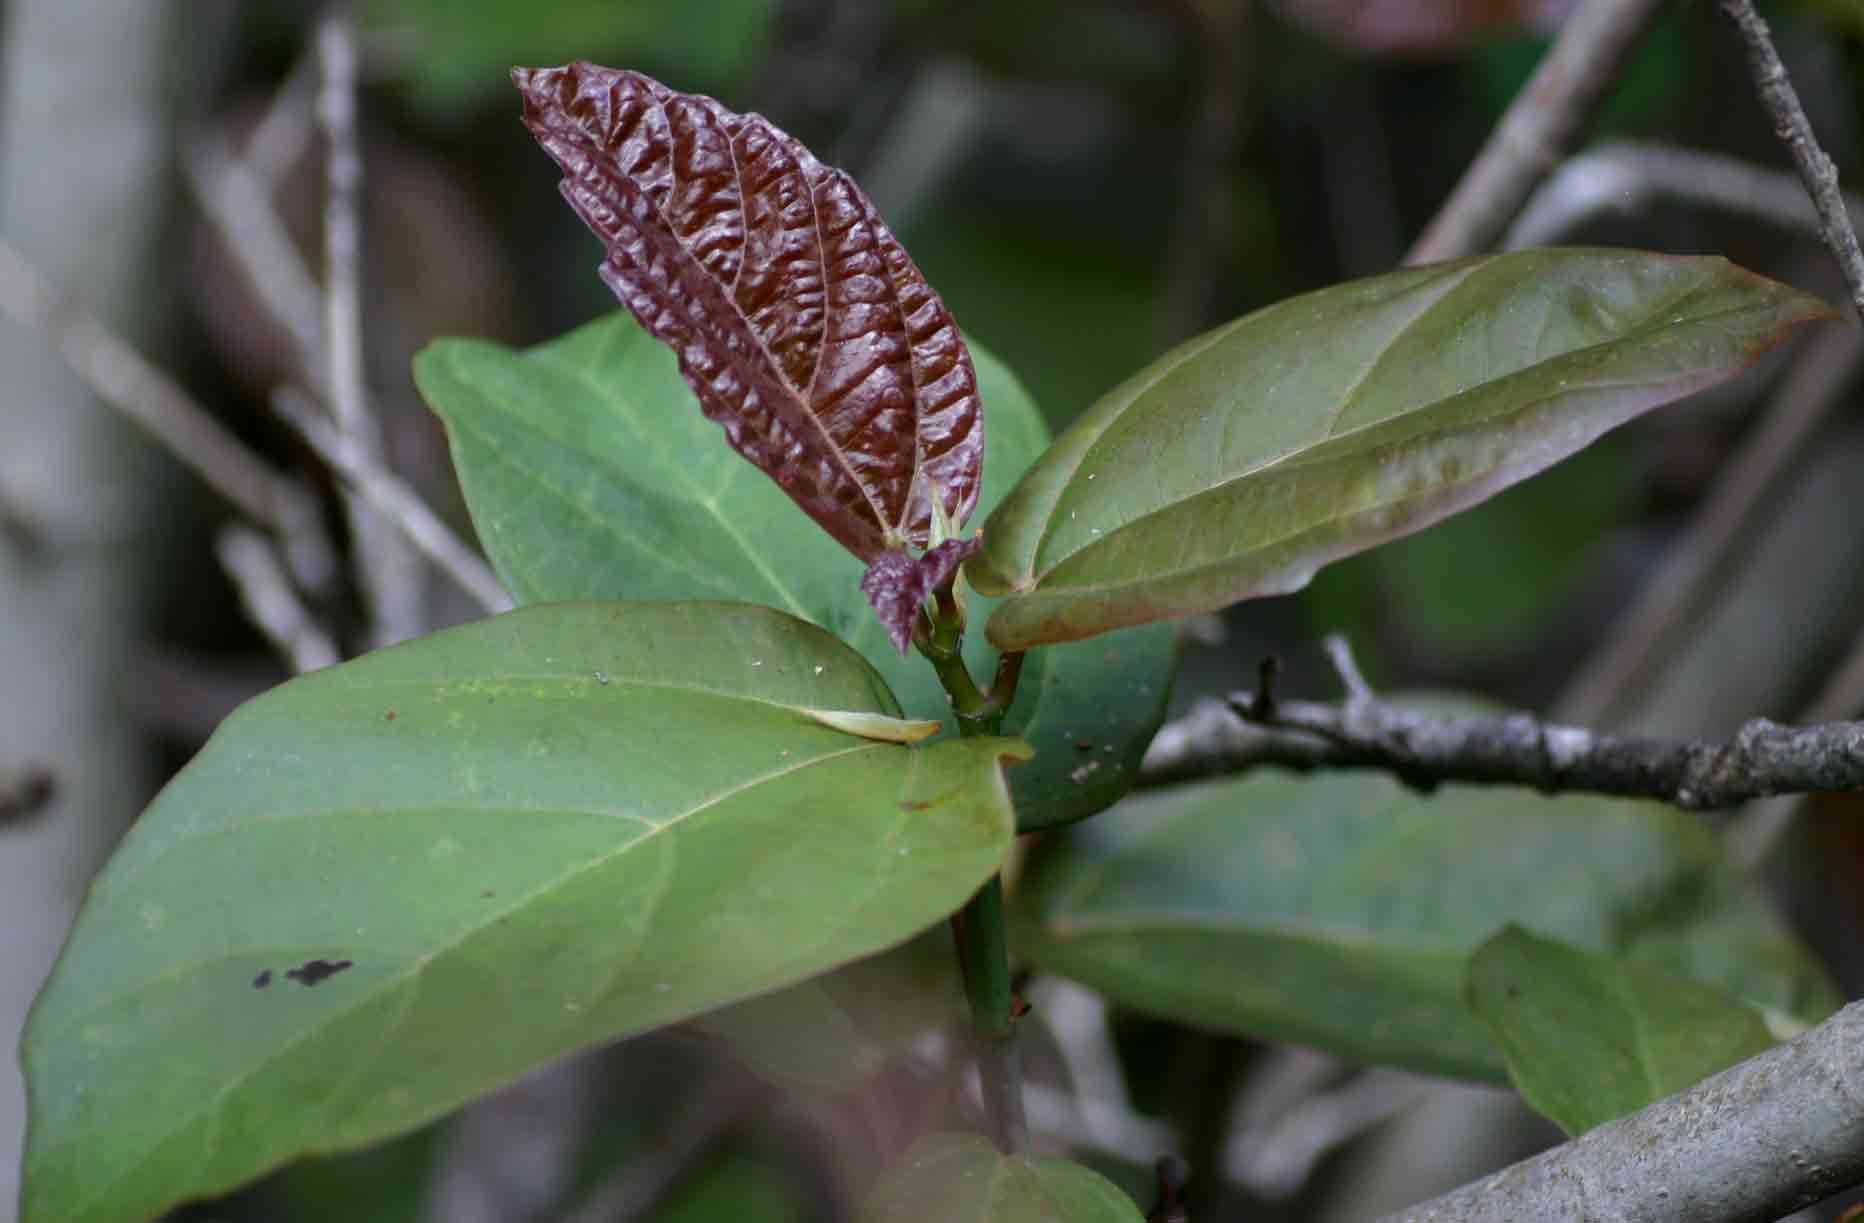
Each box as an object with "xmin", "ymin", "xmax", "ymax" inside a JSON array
[
  {"xmin": 916, "ymin": 584, "xmax": 1027, "ymax": 1150},
  {"xmin": 952, "ymin": 875, "xmax": 1027, "ymax": 1152}
]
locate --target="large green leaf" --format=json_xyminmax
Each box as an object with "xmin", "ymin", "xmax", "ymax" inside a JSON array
[
  {"xmin": 1466, "ymin": 926, "xmax": 1777, "ymax": 1136},
  {"xmin": 20, "ymin": 603, "xmax": 1024, "ymax": 1223},
  {"xmin": 1013, "ymin": 768, "xmax": 1836, "ymax": 1081},
  {"xmin": 968, "ymin": 250, "xmax": 1831, "ymax": 649},
  {"xmin": 860, "ymin": 1134, "xmax": 1145, "ymax": 1223},
  {"xmin": 416, "ymin": 313, "xmax": 1176, "ymax": 830}
]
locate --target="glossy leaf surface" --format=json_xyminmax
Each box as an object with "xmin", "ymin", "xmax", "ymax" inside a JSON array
[
  {"xmin": 1467, "ymin": 926, "xmax": 1777, "ymax": 1135},
  {"xmin": 513, "ymin": 63, "xmax": 982, "ymax": 565},
  {"xmin": 969, "ymin": 250, "xmax": 1831, "ymax": 649},
  {"xmin": 416, "ymin": 312, "xmax": 1176, "ymax": 830},
  {"xmin": 20, "ymin": 603, "xmax": 1023, "ymax": 1223},
  {"xmin": 1014, "ymin": 768, "xmax": 1835, "ymax": 1080},
  {"xmin": 860, "ymin": 1134, "xmax": 1144, "ymax": 1223}
]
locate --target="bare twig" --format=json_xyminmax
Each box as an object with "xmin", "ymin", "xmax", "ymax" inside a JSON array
[
  {"xmin": 1378, "ymin": 1000, "xmax": 1864, "ymax": 1222},
  {"xmin": 1405, "ymin": 0, "xmax": 1663, "ymax": 264},
  {"xmin": 0, "ymin": 237, "xmax": 335, "ymax": 590},
  {"xmin": 0, "ymin": 766, "xmax": 56, "ymax": 827},
  {"xmin": 185, "ymin": 137, "xmax": 326, "ymax": 379},
  {"xmin": 1720, "ymin": 0, "xmax": 1864, "ymax": 322},
  {"xmin": 1144, "ymin": 638, "xmax": 1864, "ymax": 810},
  {"xmin": 1506, "ymin": 141, "xmax": 1864, "ymax": 250},
  {"xmin": 272, "ymin": 388, "xmax": 511, "ymax": 614},
  {"xmin": 1226, "ymin": 1067, "xmax": 1429, "ymax": 1200},
  {"xmin": 317, "ymin": 6, "xmax": 423, "ymax": 648},
  {"xmin": 244, "ymin": 49, "xmax": 319, "ymax": 188},
  {"xmin": 216, "ymin": 525, "xmax": 340, "ymax": 673},
  {"xmin": 1558, "ymin": 324, "xmax": 1863, "ymax": 727}
]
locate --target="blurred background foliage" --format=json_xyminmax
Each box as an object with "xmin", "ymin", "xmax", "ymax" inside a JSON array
[{"xmin": 12, "ymin": 0, "xmax": 1864, "ymax": 1219}]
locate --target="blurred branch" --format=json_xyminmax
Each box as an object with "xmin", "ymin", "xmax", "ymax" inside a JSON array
[
  {"xmin": 1143, "ymin": 636, "xmax": 1864, "ymax": 810},
  {"xmin": 1405, "ymin": 0, "xmax": 1662, "ymax": 264},
  {"xmin": 1506, "ymin": 141, "xmax": 1864, "ymax": 250},
  {"xmin": 216, "ymin": 524, "xmax": 339, "ymax": 673},
  {"xmin": 1159, "ymin": 0, "xmax": 1251, "ymax": 343},
  {"xmin": 0, "ymin": 765, "xmax": 56, "ymax": 827},
  {"xmin": 0, "ymin": 237, "xmax": 336, "ymax": 591},
  {"xmin": 1558, "ymin": 325, "xmax": 1862, "ymax": 727},
  {"xmin": 1378, "ymin": 1000, "xmax": 1864, "ymax": 1222},
  {"xmin": 272, "ymin": 388, "xmax": 510, "ymax": 614},
  {"xmin": 1720, "ymin": 0, "xmax": 1864, "ymax": 322},
  {"xmin": 185, "ymin": 136, "xmax": 326, "ymax": 381},
  {"xmin": 317, "ymin": 6, "xmax": 423, "ymax": 648},
  {"xmin": 245, "ymin": 48, "xmax": 319, "ymax": 188}
]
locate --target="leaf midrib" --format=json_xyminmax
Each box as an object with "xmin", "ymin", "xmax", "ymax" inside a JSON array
[{"xmin": 1024, "ymin": 277, "xmax": 1742, "ymax": 583}]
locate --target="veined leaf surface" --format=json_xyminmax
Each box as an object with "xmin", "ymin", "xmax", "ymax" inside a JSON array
[
  {"xmin": 969, "ymin": 250, "xmax": 1830, "ymax": 649},
  {"xmin": 513, "ymin": 63, "xmax": 981, "ymax": 565},
  {"xmin": 860, "ymin": 1134, "xmax": 1145, "ymax": 1223},
  {"xmin": 20, "ymin": 603, "xmax": 1024, "ymax": 1223},
  {"xmin": 1467, "ymin": 926, "xmax": 1777, "ymax": 1136},
  {"xmin": 417, "ymin": 313, "xmax": 1175, "ymax": 830},
  {"xmin": 1013, "ymin": 766, "xmax": 1835, "ymax": 1080}
]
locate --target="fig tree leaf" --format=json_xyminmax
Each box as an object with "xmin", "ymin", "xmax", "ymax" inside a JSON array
[
  {"xmin": 1013, "ymin": 762, "xmax": 1836, "ymax": 1080},
  {"xmin": 860, "ymin": 1133, "xmax": 1145, "ymax": 1223},
  {"xmin": 1466, "ymin": 926, "xmax": 1778, "ymax": 1135},
  {"xmin": 415, "ymin": 313, "xmax": 1177, "ymax": 831},
  {"xmin": 969, "ymin": 249, "xmax": 1832, "ymax": 650},
  {"xmin": 512, "ymin": 63, "xmax": 983, "ymax": 569},
  {"xmin": 19, "ymin": 602, "xmax": 1025, "ymax": 1223}
]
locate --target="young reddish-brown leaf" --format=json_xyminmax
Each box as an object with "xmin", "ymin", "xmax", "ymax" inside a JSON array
[
  {"xmin": 512, "ymin": 63, "xmax": 983, "ymax": 577},
  {"xmin": 860, "ymin": 537, "xmax": 981, "ymax": 655}
]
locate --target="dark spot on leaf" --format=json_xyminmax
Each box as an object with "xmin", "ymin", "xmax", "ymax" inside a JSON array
[
  {"xmin": 1505, "ymin": 983, "xmax": 1522, "ymax": 999},
  {"xmin": 480, "ymin": 890, "xmax": 496, "ymax": 899},
  {"xmin": 286, "ymin": 958, "xmax": 353, "ymax": 987},
  {"xmin": 1073, "ymin": 740, "xmax": 1097, "ymax": 752},
  {"xmin": 899, "ymin": 800, "xmax": 932, "ymax": 812},
  {"xmin": 385, "ymin": 711, "xmax": 397, "ymax": 722},
  {"xmin": 252, "ymin": 970, "xmax": 272, "ymax": 989}
]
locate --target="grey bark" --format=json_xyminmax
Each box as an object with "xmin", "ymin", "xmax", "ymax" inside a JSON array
[
  {"xmin": 1378, "ymin": 1001, "xmax": 1864, "ymax": 1223},
  {"xmin": 0, "ymin": 2, "xmax": 200, "ymax": 1217},
  {"xmin": 1143, "ymin": 694, "xmax": 1864, "ymax": 810}
]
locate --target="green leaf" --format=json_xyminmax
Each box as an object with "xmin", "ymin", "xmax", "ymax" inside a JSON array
[
  {"xmin": 1013, "ymin": 767, "xmax": 1836, "ymax": 1081},
  {"xmin": 968, "ymin": 249, "xmax": 1832, "ymax": 649},
  {"xmin": 21, "ymin": 602, "xmax": 1025, "ymax": 1223},
  {"xmin": 416, "ymin": 313, "xmax": 1176, "ymax": 830},
  {"xmin": 860, "ymin": 1134, "xmax": 1145, "ymax": 1223},
  {"xmin": 1466, "ymin": 925, "xmax": 1777, "ymax": 1135}
]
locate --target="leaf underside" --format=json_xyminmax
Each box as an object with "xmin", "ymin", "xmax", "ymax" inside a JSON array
[
  {"xmin": 512, "ymin": 62, "xmax": 983, "ymax": 565},
  {"xmin": 19, "ymin": 603, "xmax": 1024, "ymax": 1223},
  {"xmin": 1013, "ymin": 757, "xmax": 1835, "ymax": 1080},
  {"xmin": 970, "ymin": 249, "xmax": 1831, "ymax": 650}
]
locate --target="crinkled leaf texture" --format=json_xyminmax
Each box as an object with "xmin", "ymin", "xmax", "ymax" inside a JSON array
[
  {"xmin": 415, "ymin": 314, "xmax": 1175, "ymax": 830},
  {"xmin": 513, "ymin": 62, "xmax": 983, "ymax": 636},
  {"xmin": 1013, "ymin": 759, "xmax": 1836, "ymax": 1081},
  {"xmin": 969, "ymin": 249, "xmax": 1832, "ymax": 650},
  {"xmin": 860, "ymin": 1134, "xmax": 1145, "ymax": 1223},
  {"xmin": 1467, "ymin": 926, "xmax": 1778, "ymax": 1136},
  {"xmin": 19, "ymin": 603, "xmax": 1025, "ymax": 1223}
]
